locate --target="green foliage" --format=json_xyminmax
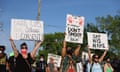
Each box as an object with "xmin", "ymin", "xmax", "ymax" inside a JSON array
[{"xmin": 96, "ymin": 13, "xmax": 120, "ymax": 58}]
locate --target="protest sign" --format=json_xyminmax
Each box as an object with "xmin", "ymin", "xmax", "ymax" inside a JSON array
[
  {"xmin": 82, "ymin": 51, "xmax": 94, "ymax": 62},
  {"xmin": 47, "ymin": 53, "xmax": 62, "ymax": 67},
  {"xmin": 11, "ymin": 18, "xmax": 44, "ymax": 41},
  {"xmin": 65, "ymin": 14, "xmax": 84, "ymax": 43},
  {"xmin": 87, "ymin": 32, "xmax": 108, "ymax": 50}
]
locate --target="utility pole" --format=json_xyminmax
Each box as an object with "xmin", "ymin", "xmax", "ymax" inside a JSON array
[
  {"xmin": 37, "ymin": 0, "xmax": 40, "ymax": 20},
  {"xmin": 0, "ymin": 9, "xmax": 3, "ymax": 31},
  {"xmin": 0, "ymin": 22, "xmax": 3, "ymax": 31}
]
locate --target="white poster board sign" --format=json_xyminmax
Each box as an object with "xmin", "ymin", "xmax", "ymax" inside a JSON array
[
  {"xmin": 11, "ymin": 19, "xmax": 44, "ymax": 41},
  {"xmin": 47, "ymin": 53, "xmax": 62, "ymax": 67},
  {"xmin": 82, "ymin": 51, "xmax": 94, "ymax": 61},
  {"xmin": 65, "ymin": 14, "xmax": 84, "ymax": 43},
  {"xmin": 87, "ymin": 32, "xmax": 108, "ymax": 50}
]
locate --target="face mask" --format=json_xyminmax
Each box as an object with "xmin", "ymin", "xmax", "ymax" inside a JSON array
[
  {"xmin": 40, "ymin": 58, "xmax": 44, "ymax": 61},
  {"xmin": 0, "ymin": 50, "xmax": 3, "ymax": 53},
  {"xmin": 21, "ymin": 49, "xmax": 27, "ymax": 55}
]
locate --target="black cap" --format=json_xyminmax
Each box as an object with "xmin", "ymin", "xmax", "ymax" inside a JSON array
[{"xmin": 0, "ymin": 45, "xmax": 5, "ymax": 51}]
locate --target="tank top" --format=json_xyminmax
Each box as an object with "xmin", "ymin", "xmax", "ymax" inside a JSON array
[{"xmin": 106, "ymin": 64, "xmax": 113, "ymax": 72}]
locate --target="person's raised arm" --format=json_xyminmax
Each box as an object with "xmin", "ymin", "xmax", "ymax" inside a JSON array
[
  {"xmin": 74, "ymin": 45, "xmax": 81, "ymax": 57},
  {"xmin": 99, "ymin": 50, "xmax": 107, "ymax": 63},
  {"xmin": 30, "ymin": 41, "xmax": 42, "ymax": 59},
  {"xmin": 9, "ymin": 38, "xmax": 18, "ymax": 57},
  {"xmin": 61, "ymin": 38, "xmax": 66, "ymax": 58},
  {"xmin": 87, "ymin": 45, "xmax": 92, "ymax": 64}
]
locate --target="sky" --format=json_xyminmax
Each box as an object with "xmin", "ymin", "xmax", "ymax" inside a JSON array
[{"xmin": 0, "ymin": 0, "xmax": 120, "ymax": 56}]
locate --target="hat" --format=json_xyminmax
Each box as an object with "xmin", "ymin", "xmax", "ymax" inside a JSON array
[{"xmin": 0, "ymin": 45, "xmax": 5, "ymax": 51}]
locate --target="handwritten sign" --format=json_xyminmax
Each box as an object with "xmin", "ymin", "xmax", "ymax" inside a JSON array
[
  {"xmin": 87, "ymin": 32, "xmax": 108, "ymax": 50},
  {"xmin": 11, "ymin": 19, "xmax": 44, "ymax": 41},
  {"xmin": 47, "ymin": 53, "xmax": 62, "ymax": 67},
  {"xmin": 65, "ymin": 14, "xmax": 84, "ymax": 43}
]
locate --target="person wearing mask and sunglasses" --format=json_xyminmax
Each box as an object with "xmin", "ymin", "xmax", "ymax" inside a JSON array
[{"xmin": 9, "ymin": 38, "xmax": 42, "ymax": 72}]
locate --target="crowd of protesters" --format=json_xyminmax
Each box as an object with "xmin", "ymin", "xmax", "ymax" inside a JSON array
[{"xmin": 0, "ymin": 36, "xmax": 120, "ymax": 72}]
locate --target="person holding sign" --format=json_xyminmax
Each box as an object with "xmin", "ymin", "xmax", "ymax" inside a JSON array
[
  {"xmin": 60, "ymin": 33, "xmax": 81, "ymax": 72},
  {"xmin": 87, "ymin": 45, "xmax": 108, "ymax": 72},
  {"xmin": 9, "ymin": 38, "xmax": 42, "ymax": 72}
]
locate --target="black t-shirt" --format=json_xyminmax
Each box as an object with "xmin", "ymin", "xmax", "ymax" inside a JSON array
[
  {"xmin": 0, "ymin": 53, "xmax": 8, "ymax": 72},
  {"xmin": 15, "ymin": 53, "xmax": 34, "ymax": 72},
  {"xmin": 8, "ymin": 56, "xmax": 16, "ymax": 72}
]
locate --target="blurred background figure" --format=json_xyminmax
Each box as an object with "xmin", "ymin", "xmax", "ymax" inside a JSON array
[
  {"xmin": 46, "ymin": 57, "xmax": 58, "ymax": 72},
  {"xmin": 36, "ymin": 54, "xmax": 47, "ymax": 72},
  {"xmin": 104, "ymin": 57, "xmax": 114, "ymax": 72},
  {"xmin": 0, "ymin": 45, "xmax": 9, "ymax": 72}
]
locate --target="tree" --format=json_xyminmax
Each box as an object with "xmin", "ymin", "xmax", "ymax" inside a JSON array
[{"xmin": 96, "ymin": 13, "xmax": 120, "ymax": 57}]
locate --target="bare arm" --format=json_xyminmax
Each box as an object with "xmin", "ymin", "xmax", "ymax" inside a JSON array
[
  {"xmin": 61, "ymin": 39, "xmax": 66, "ymax": 58},
  {"xmin": 30, "ymin": 41, "xmax": 42, "ymax": 59},
  {"xmin": 74, "ymin": 45, "xmax": 81, "ymax": 57},
  {"xmin": 87, "ymin": 45, "xmax": 92, "ymax": 64},
  {"xmin": 99, "ymin": 50, "xmax": 107, "ymax": 63},
  {"xmin": 104, "ymin": 63, "xmax": 107, "ymax": 72},
  {"xmin": 61, "ymin": 32, "xmax": 67, "ymax": 57},
  {"xmin": 9, "ymin": 38, "xmax": 18, "ymax": 57}
]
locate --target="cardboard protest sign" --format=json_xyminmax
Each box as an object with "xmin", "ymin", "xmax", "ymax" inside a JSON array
[
  {"xmin": 47, "ymin": 53, "xmax": 62, "ymax": 67},
  {"xmin": 11, "ymin": 19, "xmax": 44, "ymax": 41},
  {"xmin": 65, "ymin": 14, "xmax": 84, "ymax": 43},
  {"xmin": 87, "ymin": 32, "xmax": 108, "ymax": 50}
]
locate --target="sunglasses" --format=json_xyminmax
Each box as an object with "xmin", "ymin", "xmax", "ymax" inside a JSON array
[{"xmin": 21, "ymin": 46, "xmax": 27, "ymax": 49}]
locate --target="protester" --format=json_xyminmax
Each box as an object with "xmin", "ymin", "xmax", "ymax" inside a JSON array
[
  {"xmin": 0, "ymin": 45, "xmax": 10, "ymax": 72},
  {"xmin": 104, "ymin": 57, "xmax": 114, "ymax": 72},
  {"xmin": 9, "ymin": 38, "xmax": 42, "ymax": 72},
  {"xmin": 46, "ymin": 57, "xmax": 58, "ymax": 72},
  {"xmin": 111, "ymin": 57, "xmax": 119, "ymax": 72},
  {"xmin": 87, "ymin": 46, "xmax": 108, "ymax": 72},
  {"xmin": 36, "ymin": 54, "xmax": 47, "ymax": 72},
  {"xmin": 60, "ymin": 33, "xmax": 81, "ymax": 72}
]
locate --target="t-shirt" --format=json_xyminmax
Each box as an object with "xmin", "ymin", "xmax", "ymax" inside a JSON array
[
  {"xmin": 0, "ymin": 53, "xmax": 8, "ymax": 72},
  {"xmin": 8, "ymin": 56, "xmax": 16, "ymax": 72},
  {"xmin": 87, "ymin": 62, "xmax": 102, "ymax": 72},
  {"xmin": 15, "ymin": 53, "xmax": 34, "ymax": 72}
]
